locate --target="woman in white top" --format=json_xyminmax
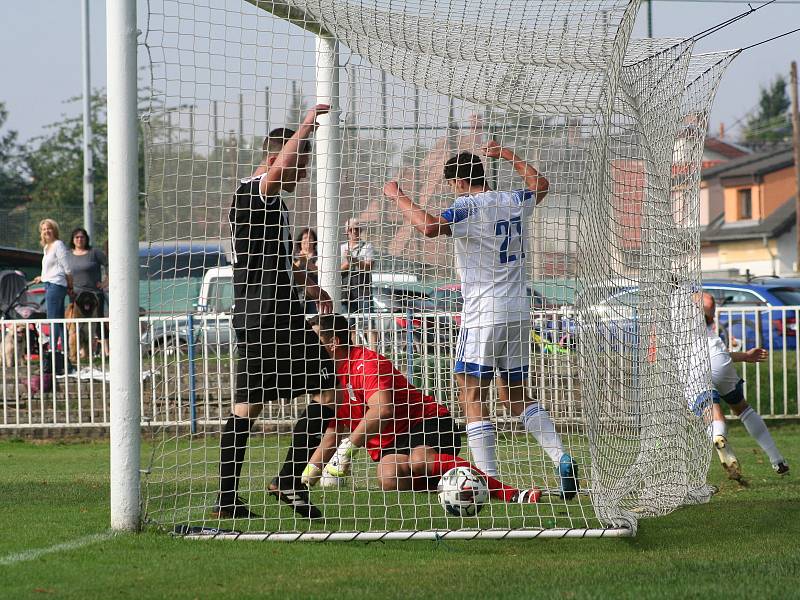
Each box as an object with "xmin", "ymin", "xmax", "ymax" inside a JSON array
[{"xmin": 33, "ymin": 219, "xmax": 73, "ymax": 352}]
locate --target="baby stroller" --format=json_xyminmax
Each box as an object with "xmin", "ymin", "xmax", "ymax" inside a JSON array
[{"xmin": 0, "ymin": 270, "xmax": 47, "ymax": 367}]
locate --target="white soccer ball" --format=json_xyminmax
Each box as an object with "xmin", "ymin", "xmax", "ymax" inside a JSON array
[{"xmin": 437, "ymin": 466, "xmax": 490, "ymax": 517}]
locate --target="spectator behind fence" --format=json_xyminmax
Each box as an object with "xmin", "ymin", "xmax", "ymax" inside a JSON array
[
  {"xmin": 32, "ymin": 219, "xmax": 73, "ymax": 356},
  {"xmin": 340, "ymin": 218, "xmax": 374, "ymax": 314},
  {"xmin": 69, "ymin": 228, "xmax": 108, "ymax": 358},
  {"xmin": 294, "ymin": 227, "xmax": 319, "ymax": 314}
]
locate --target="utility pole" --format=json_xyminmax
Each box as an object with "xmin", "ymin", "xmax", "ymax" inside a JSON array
[
  {"xmin": 646, "ymin": 0, "xmax": 653, "ymax": 37},
  {"xmin": 81, "ymin": 0, "xmax": 95, "ymax": 239},
  {"xmin": 790, "ymin": 61, "xmax": 800, "ymax": 271}
]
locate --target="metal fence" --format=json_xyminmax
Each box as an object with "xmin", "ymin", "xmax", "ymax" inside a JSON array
[{"xmin": 1, "ymin": 306, "xmax": 798, "ymax": 429}]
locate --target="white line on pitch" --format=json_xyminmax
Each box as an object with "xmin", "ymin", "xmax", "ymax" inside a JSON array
[{"xmin": 0, "ymin": 531, "xmax": 115, "ymax": 566}]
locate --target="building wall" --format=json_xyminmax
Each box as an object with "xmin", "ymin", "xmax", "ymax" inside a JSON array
[
  {"xmin": 706, "ymin": 234, "xmax": 797, "ymax": 277},
  {"xmin": 762, "ymin": 167, "xmax": 796, "ymax": 216},
  {"xmin": 700, "ymin": 181, "xmax": 725, "ymax": 226},
  {"xmin": 776, "ymin": 225, "xmax": 798, "ymax": 274}
]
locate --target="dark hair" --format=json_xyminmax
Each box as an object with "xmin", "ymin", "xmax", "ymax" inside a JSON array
[
  {"xmin": 69, "ymin": 227, "xmax": 92, "ymax": 250},
  {"xmin": 294, "ymin": 227, "xmax": 317, "ymax": 255},
  {"xmin": 308, "ymin": 314, "xmax": 352, "ymax": 346},
  {"xmin": 262, "ymin": 127, "xmax": 312, "ymax": 157},
  {"xmin": 443, "ymin": 152, "xmax": 485, "ymax": 186}
]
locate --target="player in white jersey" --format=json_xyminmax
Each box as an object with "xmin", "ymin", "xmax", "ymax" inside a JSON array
[
  {"xmin": 700, "ymin": 293, "xmax": 789, "ymax": 479},
  {"xmin": 383, "ymin": 142, "xmax": 579, "ymax": 499}
]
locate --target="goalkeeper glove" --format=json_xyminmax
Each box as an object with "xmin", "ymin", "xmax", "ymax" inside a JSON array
[
  {"xmin": 324, "ymin": 438, "xmax": 355, "ymax": 478},
  {"xmin": 301, "ymin": 463, "xmax": 322, "ymax": 487}
]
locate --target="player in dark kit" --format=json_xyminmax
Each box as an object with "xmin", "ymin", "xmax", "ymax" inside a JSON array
[{"xmin": 213, "ymin": 104, "xmax": 337, "ymax": 520}]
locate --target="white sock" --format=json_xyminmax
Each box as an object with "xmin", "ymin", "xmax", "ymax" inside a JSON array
[
  {"xmin": 520, "ymin": 402, "xmax": 565, "ymax": 465},
  {"xmin": 711, "ymin": 420, "xmax": 727, "ymax": 440},
  {"xmin": 740, "ymin": 407, "xmax": 785, "ymax": 466},
  {"xmin": 466, "ymin": 421, "xmax": 499, "ymax": 476}
]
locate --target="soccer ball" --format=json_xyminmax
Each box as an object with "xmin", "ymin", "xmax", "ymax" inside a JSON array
[{"xmin": 437, "ymin": 466, "xmax": 490, "ymax": 517}]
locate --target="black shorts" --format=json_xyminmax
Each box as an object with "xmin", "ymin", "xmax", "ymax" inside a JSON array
[
  {"xmin": 233, "ymin": 317, "xmax": 335, "ymax": 404},
  {"xmin": 380, "ymin": 415, "xmax": 463, "ymax": 459}
]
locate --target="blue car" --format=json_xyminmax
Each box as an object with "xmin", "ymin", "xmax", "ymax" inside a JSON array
[
  {"xmin": 585, "ymin": 278, "xmax": 800, "ymax": 351},
  {"xmin": 703, "ymin": 279, "xmax": 800, "ymax": 351}
]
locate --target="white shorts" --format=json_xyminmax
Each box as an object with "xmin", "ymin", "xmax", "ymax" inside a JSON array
[
  {"xmin": 454, "ymin": 321, "xmax": 529, "ymax": 381},
  {"xmin": 708, "ymin": 336, "xmax": 741, "ymax": 396}
]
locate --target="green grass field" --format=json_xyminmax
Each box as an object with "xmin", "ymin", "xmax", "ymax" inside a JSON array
[{"xmin": 1, "ymin": 423, "xmax": 799, "ymax": 599}]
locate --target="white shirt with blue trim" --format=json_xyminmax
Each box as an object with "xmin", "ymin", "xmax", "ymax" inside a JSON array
[{"xmin": 441, "ymin": 189, "xmax": 535, "ymax": 328}]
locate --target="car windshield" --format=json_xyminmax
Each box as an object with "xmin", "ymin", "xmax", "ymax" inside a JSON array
[
  {"xmin": 140, "ymin": 250, "xmax": 225, "ymax": 280},
  {"xmin": 770, "ymin": 287, "xmax": 800, "ymax": 305}
]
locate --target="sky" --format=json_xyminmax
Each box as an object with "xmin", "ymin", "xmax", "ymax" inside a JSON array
[{"xmin": 0, "ymin": 0, "xmax": 799, "ymax": 144}]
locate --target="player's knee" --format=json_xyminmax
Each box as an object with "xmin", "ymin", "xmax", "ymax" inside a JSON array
[
  {"xmin": 233, "ymin": 403, "xmax": 262, "ymax": 419},
  {"xmin": 408, "ymin": 446, "xmax": 435, "ymax": 477},
  {"xmin": 377, "ymin": 456, "xmax": 408, "ymax": 489},
  {"xmin": 721, "ymin": 382, "xmax": 745, "ymax": 407},
  {"xmin": 729, "ymin": 400, "xmax": 750, "ymax": 416}
]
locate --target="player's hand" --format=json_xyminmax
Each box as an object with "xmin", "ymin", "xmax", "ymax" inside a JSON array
[
  {"xmin": 301, "ymin": 463, "xmax": 323, "ymax": 487},
  {"xmin": 481, "ymin": 139, "xmax": 505, "ymax": 160},
  {"xmin": 317, "ymin": 290, "xmax": 333, "ymax": 315},
  {"xmin": 303, "ymin": 104, "xmax": 331, "ymax": 128},
  {"xmin": 743, "ymin": 348, "xmax": 768, "ymax": 363},
  {"xmin": 324, "ymin": 438, "xmax": 354, "ymax": 478},
  {"xmin": 383, "ymin": 181, "xmax": 402, "ymax": 199},
  {"xmin": 320, "ymin": 469, "xmax": 347, "ymax": 489}
]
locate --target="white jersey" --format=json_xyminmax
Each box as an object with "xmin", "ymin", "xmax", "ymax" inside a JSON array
[{"xmin": 441, "ymin": 189, "xmax": 535, "ymax": 328}]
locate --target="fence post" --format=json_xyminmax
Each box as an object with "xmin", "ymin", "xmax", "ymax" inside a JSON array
[{"xmin": 187, "ymin": 314, "xmax": 197, "ymax": 434}]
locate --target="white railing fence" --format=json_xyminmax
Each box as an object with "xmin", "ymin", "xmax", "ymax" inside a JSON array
[{"xmin": 1, "ymin": 307, "xmax": 798, "ymax": 429}]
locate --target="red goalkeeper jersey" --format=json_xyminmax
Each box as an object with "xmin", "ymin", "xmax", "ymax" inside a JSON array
[{"xmin": 335, "ymin": 345, "xmax": 449, "ymax": 461}]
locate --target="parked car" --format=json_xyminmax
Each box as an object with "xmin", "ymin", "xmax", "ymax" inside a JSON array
[
  {"xmin": 703, "ymin": 279, "xmax": 800, "ymax": 350},
  {"xmin": 139, "ymin": 240, "xmax": 230, "ymax": 316},
  {"xmin": 581, "ymin": 278, "xmax": 800, "ymax": 351}
]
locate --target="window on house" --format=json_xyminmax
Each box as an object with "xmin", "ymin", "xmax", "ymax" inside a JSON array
[{"xmin": 738, "ymin": 188, "xmax": 752, "ymax": 219}]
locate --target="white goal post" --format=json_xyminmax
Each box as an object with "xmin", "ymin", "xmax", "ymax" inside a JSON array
[{"xmin": 108, "ymin": 0, "xmax": 739, "ymax": 538}]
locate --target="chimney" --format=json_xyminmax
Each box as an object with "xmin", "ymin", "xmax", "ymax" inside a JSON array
[{"xmin": 719, "ymin": 122, "xmax": 725, "ymax": 139}]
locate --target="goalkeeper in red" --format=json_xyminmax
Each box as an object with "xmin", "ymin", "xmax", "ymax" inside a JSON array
[{"xmin": 302, "ymin": 314, "xmax": 541, "ymax": 504}]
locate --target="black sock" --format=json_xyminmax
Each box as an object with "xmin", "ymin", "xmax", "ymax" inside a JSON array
[
  {"xmin": 219, "ymin": 414, "xmax": 253, "ymax": 503},
  {"xmin": 275, "ymin": 402, "xmax": 335, "ymax": 488}
]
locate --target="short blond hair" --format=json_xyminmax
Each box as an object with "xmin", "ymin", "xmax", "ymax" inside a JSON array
[{"xmin": 38, "ymin": 218, "xmax": 61, "ymax": 247}]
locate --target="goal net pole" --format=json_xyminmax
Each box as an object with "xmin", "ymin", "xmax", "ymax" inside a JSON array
[
  {"xmin": 107, "ymin": 0, "xmax": 141, "ymax": 532},
  {"xmin": 315, "ymin": 34, "xmax": 345, "ymax": 311}
]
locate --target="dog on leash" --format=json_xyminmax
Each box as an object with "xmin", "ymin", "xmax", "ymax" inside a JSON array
[
  {"xmin": 3, "ymin": 323, "xmax": 27, "ymax": 367},
  {"xmin": 66, "ymin": 290, "xmax": 102, "ymax": 364}
]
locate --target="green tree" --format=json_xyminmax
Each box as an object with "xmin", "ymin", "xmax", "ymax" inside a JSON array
[
  {"xmin": 741, "ymin": 76, "xmax": 791, "ymax": 145},
  {"xmin": 23, "ymin": 91, "xmax": 109, "ymax": 249},
  {"xmin": 0, "ymin": 102, "xmax": 31, "ymax": 212}
]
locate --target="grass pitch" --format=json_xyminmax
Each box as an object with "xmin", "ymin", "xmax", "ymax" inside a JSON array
[{"xmin": 1, "ymin": 423, "xmax": 798, "ymax": 599}]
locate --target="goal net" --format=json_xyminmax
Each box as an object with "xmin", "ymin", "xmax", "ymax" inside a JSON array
[{"xmin": 139, "ymin": 0, "xmax": 736, "ymax": 539}]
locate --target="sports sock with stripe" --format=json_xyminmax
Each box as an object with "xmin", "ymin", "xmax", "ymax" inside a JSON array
[
  {"xmin": 520, "ymin": 402, "xmax": 564, "ymax": 465},
  {"xmin": 465, "ymin": 421, "xmax": 499, "ymax": 476}
]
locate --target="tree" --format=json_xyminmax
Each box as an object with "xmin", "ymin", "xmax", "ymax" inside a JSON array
[
  {"xmin": 0, "ymin": 102, "xmax": 31, "ymax": 212},
  {"xmin": 21, "ymin": 91, "xmax": 110, "ymax": 249},
  {"xmin": 741, "ymin": 76, "xmax": 792, "ymax": 145}
]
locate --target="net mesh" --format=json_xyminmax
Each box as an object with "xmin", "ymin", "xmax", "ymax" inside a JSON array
[{"xmin": 140, "ymin": 0, "xmax": 736, "ymax": 537}]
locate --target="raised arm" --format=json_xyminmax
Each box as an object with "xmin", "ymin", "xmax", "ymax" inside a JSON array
[
  {"xmin": 259, "ymin": 104, "xmax": 330, "ymax": 198},
  {"xmin": 482, "ymin": 140, "xmax": 549, "ymax": 204},
  {"xmin": 292, "ymin": 265, "xmax": 332, "ymax": 314},
  {"xmin": 383, "ymin": 181, "xmax": 451, "ymax": 238}
]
